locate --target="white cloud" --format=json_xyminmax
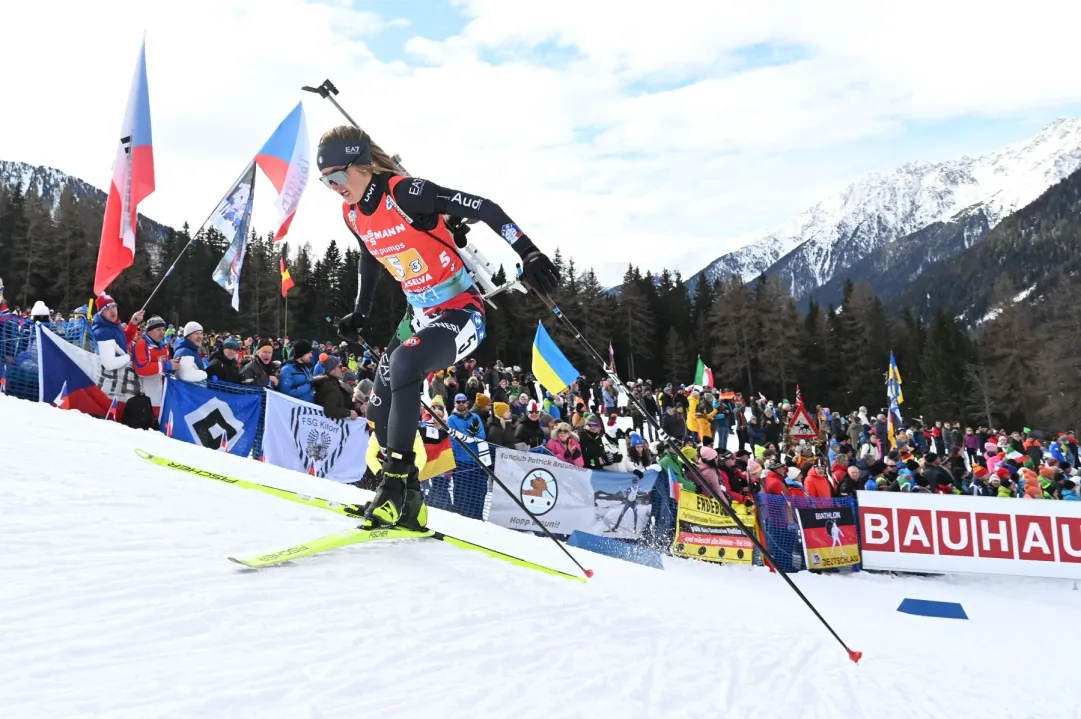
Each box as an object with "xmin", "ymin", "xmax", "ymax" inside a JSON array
[{"xmin": 2, "ymin": 0, "xmax": 1081, "ymax": 289}]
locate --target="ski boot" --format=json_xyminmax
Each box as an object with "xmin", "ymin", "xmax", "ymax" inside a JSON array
[{"xmin": 357, "ymin": 451, "xmax": 426, "ymax": 531}]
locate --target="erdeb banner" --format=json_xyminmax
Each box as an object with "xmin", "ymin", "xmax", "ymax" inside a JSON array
[
  {"xmin": 671, "ymin": 492, "xmax": 756, "ymax": 565},
  {"xmin": 159, "ymin": 378, "xmax": 262, "ymax": 457},
  {"xmin": 263, "ymin": 390, "xmax": 370, "ymax": 483},
  {"xmin": 858, "ymin": 491, "xmax": 1081, "ymax": 579}
]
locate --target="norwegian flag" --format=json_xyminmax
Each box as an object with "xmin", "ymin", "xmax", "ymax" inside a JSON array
[{"xmin": 94, "ymin": 39, "xmax": 155, "ymax": 294}]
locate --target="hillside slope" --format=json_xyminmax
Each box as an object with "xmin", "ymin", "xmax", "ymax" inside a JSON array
[{"xmin": 0, "ymin": 396, "xmax": 1075, "ymax": 718}]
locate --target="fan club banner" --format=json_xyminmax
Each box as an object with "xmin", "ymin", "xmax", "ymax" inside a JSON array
[
  {"xmin": 671, "ymin": 492, "xmax": 757, "ymax": 565},
  {"xmin": 262, "ymin": 390, "xmax": 369, "ymax": 483},
  {"xmin": 489, "ymin": 448, "xmax": 594, "ymax": 534},
  {"xmin": 159, "ymin": 378, "xmax": 262, "ymax": 457},
  {"xmin": 488, "ymin": 449, "xmax": 658, "ymax": 539},
  {"xmin": 37, "ymin": 324, "xmax": 141, "ymax": 417},
  {"xmin": 795, "ymin": 506, "xmax": 861, "ymax": 569}
]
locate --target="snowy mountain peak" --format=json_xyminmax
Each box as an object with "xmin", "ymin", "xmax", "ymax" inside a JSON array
[
  {"xmin": 0, "ymin": 159, "xmax": 102, "ymax": 208},
  {"xmin": 693, "ymin": 118, "xmax": 1081, "ymax": 299}
]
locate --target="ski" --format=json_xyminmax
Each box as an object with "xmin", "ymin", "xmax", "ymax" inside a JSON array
[
  {"xmin": 137, "ymin": 449, "xmax": 586, "ymax": 583},
  {"xmin": 229, "ymin": 527, "xmax": 434, "ymax": 568}
]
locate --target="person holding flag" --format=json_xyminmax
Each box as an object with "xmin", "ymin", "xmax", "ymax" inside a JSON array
[
  {"xmin": 90, "ymin": 293, "xmax": 143, "ymax": 371},
  {"xmin": 319, "ymin": 125, "xmax": 559, "ymax": 530}
]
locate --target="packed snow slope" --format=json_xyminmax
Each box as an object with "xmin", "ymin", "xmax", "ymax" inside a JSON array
[{"xmin": 2, "ymin": 395, "xmax": 1077, "ymax": 719}]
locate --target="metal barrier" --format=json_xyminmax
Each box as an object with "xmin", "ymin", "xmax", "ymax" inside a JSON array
[{"xmin": 1, "ymin": 316, "xmax": 92, "ymax": 400}]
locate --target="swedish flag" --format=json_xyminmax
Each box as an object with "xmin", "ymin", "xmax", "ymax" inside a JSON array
[
  {"xmin": 887, "ymin": 351, "xmax": 904, "ymax": 405},
  {"xmin": 532, "ymin": 321, "xmax": 579, "ymax": 394}
]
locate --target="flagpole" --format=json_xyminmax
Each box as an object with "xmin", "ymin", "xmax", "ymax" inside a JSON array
[{"xmin": 139, "ymin": 161, "xmax": 255, "ymax": 313}]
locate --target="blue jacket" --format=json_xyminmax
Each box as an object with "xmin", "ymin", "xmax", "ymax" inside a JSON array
[
  {"xmin": 279, "ymin": 360, "xmax": 315, "ymax": 403},
  {"xmin": 91, "ymin": 312, "xmax": 129, "ymax": 348},
  {"xmin": 172, "ymin": 337, "xmax": 207, "ymax": 370},
  {"xmin": 1062, "ymin": 489, "xmax": 1079, "ymax": 501},
  {"xmin": 447, "ymin": 410, "xmax": 485, "ymax": 466}
]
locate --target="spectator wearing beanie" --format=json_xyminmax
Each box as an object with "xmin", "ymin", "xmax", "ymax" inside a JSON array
[
  {"xmin": 313, "ymin": 356, "xmax": 356, "ymax": 419},
  {"xmin": 90, "ymin": 292, "xmax": 143, "ymax": 371},
  {"xmin": 173, "ymin": 321, "xmax": 208, "ymax": 382},
  {"xmin": 471, "ymin": 393, "xmax": 492, "ymax": 424},
  {"xmin": 241, "ymin": 339, "xmax": 278, "ymax": 389},
  {"xmin": 279, "ymin": 339, "xmax": 315, "ymax": 402},
  {"xmin": 131, "ymin": 315, "xmax": 173, "ymax": 412},
  {"xmin": 207, "ymin": 337, "xmax": 243, "ymax": 384},
  {"xmin": 487, "ymin": 401, "xmax": 516, "ymax": 447}
]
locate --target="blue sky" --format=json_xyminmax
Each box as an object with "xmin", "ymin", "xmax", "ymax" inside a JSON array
[{"xmin": 4, "ymin": 0, "xmax": 1081, "ymax": 284}]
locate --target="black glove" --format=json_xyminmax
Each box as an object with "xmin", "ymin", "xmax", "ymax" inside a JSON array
[
  {"xmin": 336, "ymin": 311, "xmax": 367, "ymax": 341},
  {"xmin": 512, "ymin": 237, "xmax": 560, "ymax": 295}
]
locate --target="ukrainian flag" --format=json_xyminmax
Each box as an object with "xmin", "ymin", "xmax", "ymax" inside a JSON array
[{"xmin": 533, "ymin": 321, "xmax": 579, "ymax": 394}]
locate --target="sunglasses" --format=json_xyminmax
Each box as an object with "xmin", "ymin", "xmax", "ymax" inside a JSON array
[{"xmin": 319, "ymin": 168, "xmax": 351, "ymax": 189}]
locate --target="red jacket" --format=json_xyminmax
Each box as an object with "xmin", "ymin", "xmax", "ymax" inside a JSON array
[
  {"xmin": 764, "ymin": 470, "xmax": 786, "ymax": 495},
  {"xmin": 131, "ymin": 334, "xmax": 172, "ymax": 378},
  {"xmin": 805, "ymin": 468, "xmax": 834, "ymax": 499}
]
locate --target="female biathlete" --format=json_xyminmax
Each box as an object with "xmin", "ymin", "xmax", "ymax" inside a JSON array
[{"xmin": 317, "ymin": 125, "xmax": 560, "ymax": 531}]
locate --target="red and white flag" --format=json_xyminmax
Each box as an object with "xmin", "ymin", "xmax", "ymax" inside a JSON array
[{"xmin": 95, "ymin": 40, "xmax": 155, "ymax": 295}]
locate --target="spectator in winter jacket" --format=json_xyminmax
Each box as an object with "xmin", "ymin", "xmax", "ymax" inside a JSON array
[
  {"xmin": 448, "ymin": 392, "xmax": 486, "ymax": 467},
  {"xmin": 922, "ymin": 453, "xmax": 956, "ymax": 494},
  {"xmin": 546, "ymin": 423, "xmax": 584, "ymax": 467},
  {"xmin": 695, "ymin": 446, "xmax": 725, "ymax": 500},
  {"xmin": 313, "ymin": 356, "xmax": 357, "ymax": 419},
  {"xmin": 278, "ymin": 339, "xmax": 315, "ymax": 403},
  {"xmin": 90, "ymin": 293, "xmax": 143, "ymax": 371},
  {"xmin": 804, "ymin": 467, "xmax": 834, "ymax": 500},
  {"xmin": 206, "ymin": 337, "xmax": 243, "ymax": 384},
  {"xmin": 172, "ymin": 321, "xmax": 208, "ymax": 383},
  {"xmin": 514, "ymin": 399, "xmax": 547, "ymax": 449},
  {"xmin": 661, "ymin": 405, "xmax": 685, "ymax": 441},
  {"xmin": 130, "ymin": 315, "xmax": 173, "ymax": 412},
  {"xmin": 579, "ymin": 413, "xmax": 622, "ymax": 469},
  {"xmin": 241, "ymin": 340, "xmax": 278, "ymax": 389},
  {"xmin": 486, "ymin": 402, "xmax": 517, "ymax": 448}
]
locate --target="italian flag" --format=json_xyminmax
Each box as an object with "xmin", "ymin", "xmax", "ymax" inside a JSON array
[{"xmin": 694, "ymin": 356, "xmax": 713, "ymax": 387}]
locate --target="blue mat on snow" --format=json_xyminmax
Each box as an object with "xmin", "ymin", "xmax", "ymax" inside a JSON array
[
  {"xmin": 568, "ymin": 531, "xmax": 664, "ymax": 569},
  {"xmin": 897, "ymin": 598, "xmax": 968, "ymax": 619}
]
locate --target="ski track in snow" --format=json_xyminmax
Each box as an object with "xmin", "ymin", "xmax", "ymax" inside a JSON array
[{"xmin": 2, "ymin": 395, "xmax": 1079, "ymax": 718}]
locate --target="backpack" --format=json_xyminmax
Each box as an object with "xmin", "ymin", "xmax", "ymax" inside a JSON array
[{"xmin": 121, "ymin": 393, "xmax": 158, "ymax": 431}]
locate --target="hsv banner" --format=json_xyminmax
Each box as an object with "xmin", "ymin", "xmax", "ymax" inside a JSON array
[
  {"xmin": 671, "ymin": 492, "xmax": 756, "ymax": 565},
  {"xmin": 858, "ymin": 491, "xmax": 1081, "ymax": 579},
  {"xmin": 159, "ymin": 378, "xmax": 262, "ymax": 457},
  {"xmin": 796, "ymin": 506, "xmax": 861, "ymax": 570}
]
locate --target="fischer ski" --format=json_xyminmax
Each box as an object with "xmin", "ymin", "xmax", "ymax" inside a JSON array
[
  {"xmin": 136, "ymin": 449, "xmax": 586, "ymax": 583},
  {"xmin": 229, "ymin": 527, "xmax": 434, "ymax": 568}
]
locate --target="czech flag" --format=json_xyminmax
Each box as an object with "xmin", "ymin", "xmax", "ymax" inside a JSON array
[
  {"xmin": 38, "ymin": 326, "xmax": 114, "ymax": 416},
  {"xmin": 0, "ymin": 363, "xmax": 6, "ymax": 394},
  {"xmin": 95, "ymin": 39, "xmax": 155, "ymax": 295},
  {"xmin": 105, "ymin": 395, "xmax": 119, "ymax": 421},
  {"xmin": 532, "ymin": 321, "xmax": 579, "ymax": 394},
  {"xmin": 53, "ymin": 381, "xmax": 71, "ymax": 410},
  {"xmin": 254, "ymin": 103, "xmax": 309, "ymax": 243}
]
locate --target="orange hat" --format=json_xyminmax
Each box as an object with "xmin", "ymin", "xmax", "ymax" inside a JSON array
[
  {"xmin": 493, "ymin": 401, "xmax": 510, "ymax": 417},
  {"xmin": 474, "ymin": 394, "xmax": 491, "ymax": 410}
]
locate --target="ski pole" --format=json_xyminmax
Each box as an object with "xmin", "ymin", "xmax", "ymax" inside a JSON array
[{"xmin": 529, "ymin": 285, "xmax": 861, "ymax": 663}]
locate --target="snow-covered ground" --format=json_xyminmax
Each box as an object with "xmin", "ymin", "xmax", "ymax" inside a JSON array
[{"xmin": 2, "ymin": 394, "xmax": 1078, "ymax": 718}]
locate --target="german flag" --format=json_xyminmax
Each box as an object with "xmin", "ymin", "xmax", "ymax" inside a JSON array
[
  {"xmin": 419, "ymin": 424, "xmax": 456, "ymax": 481},
  {"xmin": 280, "ymin": 250, "xmax": 295, "ymax": 297}
]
